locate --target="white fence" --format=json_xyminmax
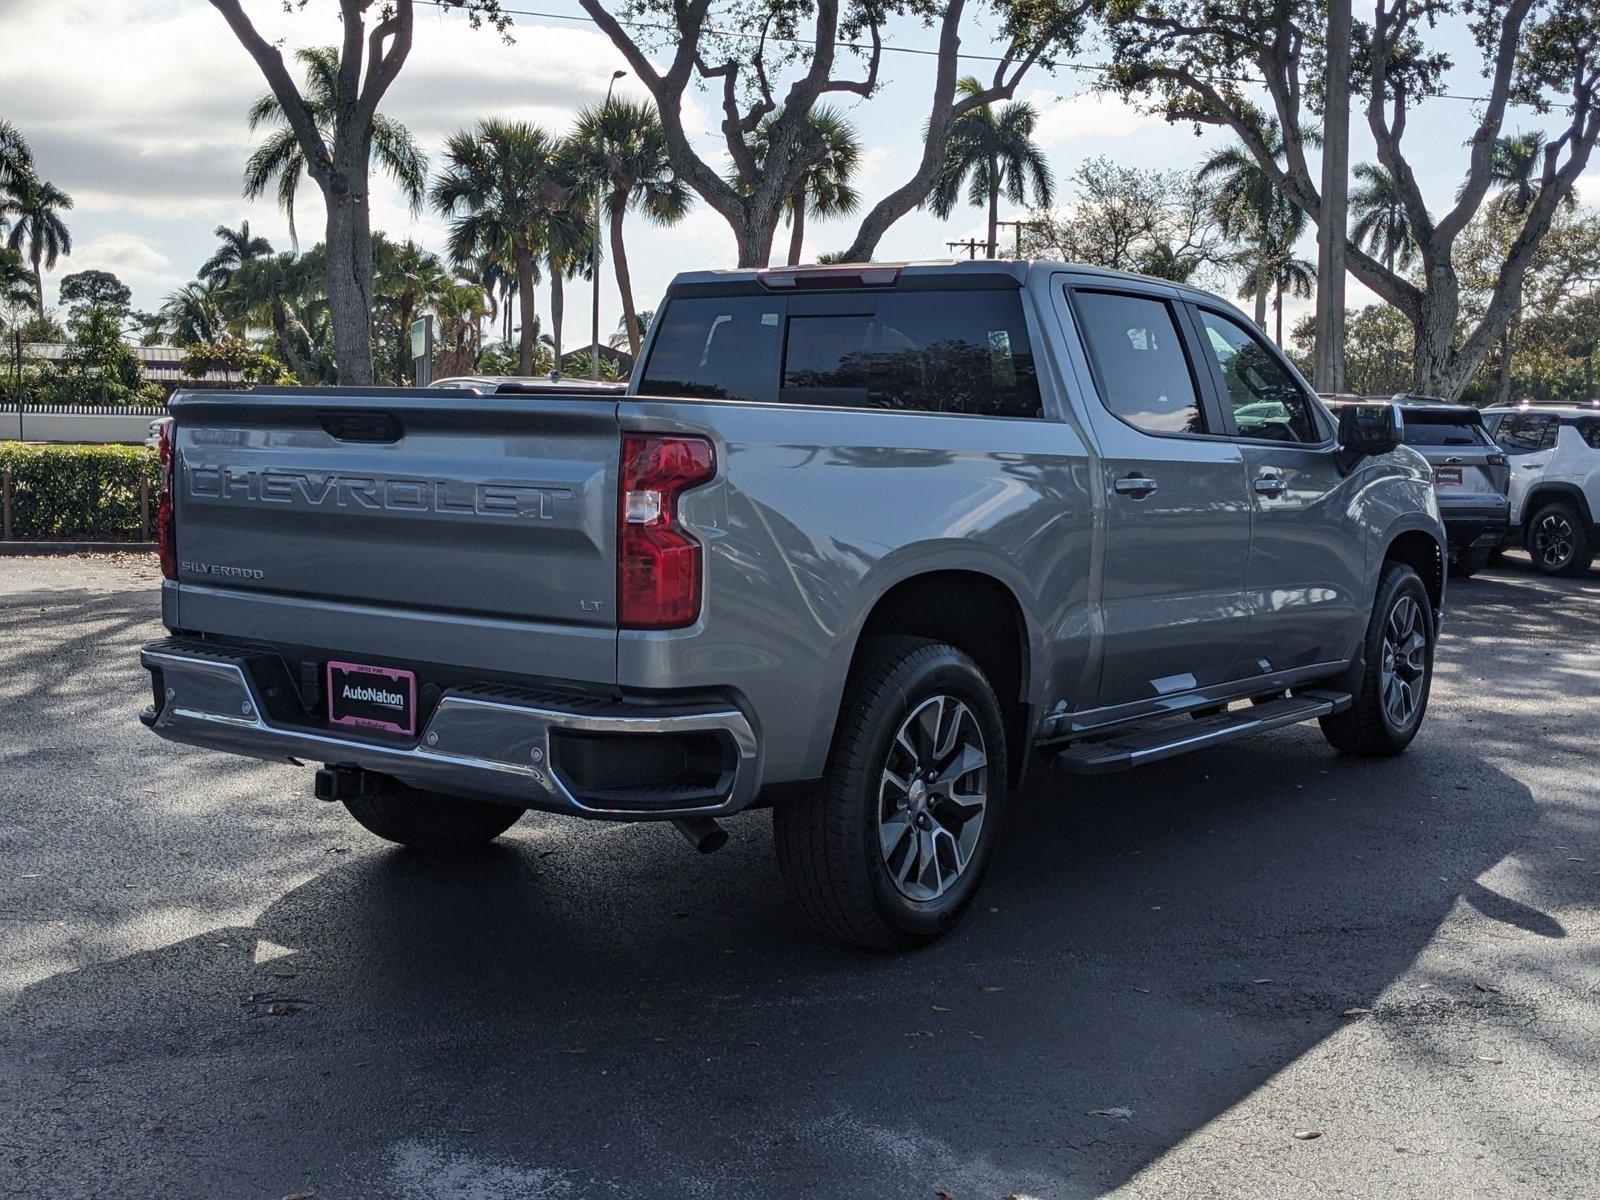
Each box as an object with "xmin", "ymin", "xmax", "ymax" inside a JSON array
[{"xmin": 0, "ymin": 403, "xmax": 166, "ymax": 445}]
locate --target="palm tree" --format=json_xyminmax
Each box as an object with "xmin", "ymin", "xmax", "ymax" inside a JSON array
[
  {"xmin": 224, "ymin": 252, "xmax": 321, "ymax": 381},
  {"xmin": 373, "ymin": 235, "xmax": 449, "ymax": 382},
  {"xmin": 1199, "ymin": 131, "xmax": 1297, "ymax": 328},
  {"xmin": 158, "ymin": 283, "xmax": 224, "ymax": 346},
  {"xmin": 199, "ymin": 221, "xmax": 273, "ymax": 289},
  {"xmin": 1349, "ymin": 163, "xmax": 1417, "ymax": 274},
  {"xmin": 432, "ymin": 119, "xmax": 565, "ymax": 375},
  {"xmin": 0, "ymin": 247, "xmax": 35, "ymax": 309},
  {"xmin": 754, "ymin": 107, "xmax": 862, "ymax": 266},
  {"xmin": 1485, "ymin": 132, "xmax": 1546, "ymax": 216},
  {"xmin": 0, "ymin": 119, "xmax": 33, "ymax": 195},
  {"xmin": 3, "ymin": 175, "xmax": 72, "ymax": 318},
  {"xmin": 1238, "ymin": 214, "xmax": 1315, "ymax": 347},
  {"xmin": 243, "ymin": 46, "xmax": 426, "ymax": 246},
  {"xmin": 610, "ymin": 309, "xmax": 654, "ymax": 349},
  {"xmin": 569, "ymin": 97, "xmax": 691, "ymax": 357},
  {"xmin": 929, "ymin": 77, "xmax": 1054, "ymax": 260},
  {"xmin": 536, "ymin": 148, "xmax": 594, "ymax": 366}
]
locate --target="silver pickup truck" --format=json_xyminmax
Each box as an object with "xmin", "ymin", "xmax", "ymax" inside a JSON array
[{"xmin": 140, "ymin": 260, "xmax": 1445, "ymax": 948}]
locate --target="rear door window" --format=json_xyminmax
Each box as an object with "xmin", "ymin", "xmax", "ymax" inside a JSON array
[
  {"xmin": 1072, "ymin": 290, "xmax": 1206, "ymax": 435},
  {"xmin": 1194, "ymin": 309, "xmax": 1321, "ymax": 443},
  {"xmin": 1575, "ymin": 417, "xmax": 1600, "ymax": 449},
  {"xmin": 1494, "ymin": 413, "xmax": 1559, "ymax": 454}
]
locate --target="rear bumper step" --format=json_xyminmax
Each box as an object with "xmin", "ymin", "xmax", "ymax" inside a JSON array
[
  {"xmin": 139, "ymin": 639, "xmax": 759, "ymax": 820},
  {"xmin": 1056, "ymin": 690, "xmax": 1351, "ymax": 776}
]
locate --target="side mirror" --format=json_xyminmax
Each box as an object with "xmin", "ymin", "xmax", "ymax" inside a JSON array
[{"xmin": 1338, "ymin": 402, "xmax": 1404, "ymax": 458}]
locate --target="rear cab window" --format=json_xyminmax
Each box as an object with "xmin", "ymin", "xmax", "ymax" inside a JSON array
[{"xmin": 640, "ymin": 287, "xmax": 1041, "ymax": 418}]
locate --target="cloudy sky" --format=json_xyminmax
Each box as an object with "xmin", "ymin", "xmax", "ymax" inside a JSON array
[{"xmin": 3, "ymin": 0, "xmax": 1595, "ymax": 345}]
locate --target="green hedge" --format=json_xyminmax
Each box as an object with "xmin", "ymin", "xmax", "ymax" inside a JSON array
[{"xmin": 0, "ymin": 443, "xmax": 160, "ymax": 541}]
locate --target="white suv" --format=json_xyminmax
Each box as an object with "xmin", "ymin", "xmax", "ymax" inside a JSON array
[{"xmin": 1482, "ymin": 403, "xmax": 1600, "ymax": 575}]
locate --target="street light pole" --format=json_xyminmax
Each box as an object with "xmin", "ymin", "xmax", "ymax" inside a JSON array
[{"xmin": 592, "ymin": 69, "xmax": 626, "ymax": 383}]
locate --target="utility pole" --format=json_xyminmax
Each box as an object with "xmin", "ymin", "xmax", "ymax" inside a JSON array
[
  {"xmin": 994, "ymin": 220, "xmax": 1034, "ymax": 258},
  {"xmin": 591, "ymin": 69, "xmax": 626, "ymax": 382},
  {"xmin": 1314, "ymin": 0, "xmax": 1351, "ymax": 394},
  {"xmin": 945, "ymin": 238, "xmax": 982, "ymax": 259}
]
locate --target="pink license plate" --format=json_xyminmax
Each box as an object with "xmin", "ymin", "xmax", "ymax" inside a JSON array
[{"xmin": 326, "ymin": 660, "xmax": 417, "ymax": 736}]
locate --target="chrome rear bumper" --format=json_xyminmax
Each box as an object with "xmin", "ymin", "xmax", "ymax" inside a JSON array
[{"xmin": 139, "ymin": 639, "xmax": 759, "ymax": 820}]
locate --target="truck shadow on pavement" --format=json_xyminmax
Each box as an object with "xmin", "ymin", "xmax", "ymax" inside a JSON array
[{"xmin": 7, "ymin": 727, "xmax": 1549, "ymax": 1200}]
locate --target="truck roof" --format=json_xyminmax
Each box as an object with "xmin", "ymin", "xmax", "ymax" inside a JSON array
[{"xmin": 666, "ymin": 259, "xmax": 1232, "ymax": 304}]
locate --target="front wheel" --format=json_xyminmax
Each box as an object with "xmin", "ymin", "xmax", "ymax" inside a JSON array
[
  {"xmin": 773, "ymin": 637, "xmax": 1008, "ymax": 950},
  {"xmin": 1319, "ymin": 562, "xmax": 1435, "ymax": 757},
  {"xmin": 343, "ymin": 778, "xmax": 523, "ymax": 849}
]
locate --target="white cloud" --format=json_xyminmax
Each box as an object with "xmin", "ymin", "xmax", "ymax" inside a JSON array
[
  {"xmin": 70, "ymin": 232, "xmax": 171, "ymax": 278},
  {"xmin": 1027, "ymin": 89, "xmax": 1158, "ymax": 150}
]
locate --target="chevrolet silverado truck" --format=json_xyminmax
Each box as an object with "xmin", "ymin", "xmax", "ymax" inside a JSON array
[{"xmin": 139, "ymin": 260, "xmax": 1445, "ymax": 949}]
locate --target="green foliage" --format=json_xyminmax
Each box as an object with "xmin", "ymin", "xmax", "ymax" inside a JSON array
[
  {"xmin": 28, "ymin": 304, "xmax": 160, "ymax": 406},
  {"xmin": 1290, "ymin": 306, "xmax": 1415, "ymax": 398},
  {"xmin": 180, "ymin": 335, "xmax": 293, "ymax": 385},
  {"xmin": 0, "ymin": 442, "xmax": 159, "ymax": 541},
  {"xmin": 59, "ymin": 269, "xmax": 130, "ymax": 314},
  {"xmin": 559, "ymin": 348, "xmax": 626, "ymax": 381}
]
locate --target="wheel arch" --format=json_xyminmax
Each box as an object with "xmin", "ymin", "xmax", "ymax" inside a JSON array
[
  {"xmin": 1383, "ymin": 527, "xmax": 1446, "ymax": 618},
  {"xmin": 1524, "ymin": 482, "xmax": 1595, "ymax": 529},
  {"xmin": 832, "ymin": 568, "xmax": 1035, "ymax": 789}
]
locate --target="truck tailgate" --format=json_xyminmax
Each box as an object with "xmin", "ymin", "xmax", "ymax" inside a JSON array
[{"xmin": 167, "ymin": 389, "xmax": 621, "ymax": 685}]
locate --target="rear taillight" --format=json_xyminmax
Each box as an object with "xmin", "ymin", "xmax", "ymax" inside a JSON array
[
  {"xmin": 156, "ymin": 417, "xmax": 176, "ymax": 579},
  {"xmin": 618, "ymin": 433, "xmax": 715, "ymax": 629}
]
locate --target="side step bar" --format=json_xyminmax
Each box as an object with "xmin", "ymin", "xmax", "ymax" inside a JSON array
[{"xmin": 1056, "ymin": 690, "xmax": 1352, "ymax": 776}]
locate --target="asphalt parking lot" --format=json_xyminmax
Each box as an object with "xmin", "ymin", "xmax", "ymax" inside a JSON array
[{"xmin": 1, "ymin": 553, "xmax": 1597, "ymax": 1200}]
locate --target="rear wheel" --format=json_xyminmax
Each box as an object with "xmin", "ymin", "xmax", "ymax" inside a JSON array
[
  {"xmin": 773, "ymin": 637, "xmax": 1008, "ymax": 950},
  {"xmin": 1449, "ymin": 547, "xmax": 1490, "ymax": 578},
  {"xmin": 1320, "ymin": 562, "xmax": 1434, "ymax": 758},
  {"xmin": 1526, "ymin": 501, "xmax": 1594, "ymax": 576},
  {"xmin": 343, "ymin": 778, "xmax": 522, "ymax": 849}
]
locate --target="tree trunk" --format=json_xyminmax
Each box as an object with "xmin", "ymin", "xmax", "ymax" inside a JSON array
[
  {"xmin": 1494, "ymin": 326, "xmax": 1513, "ymax": 405},
  {"xmin": 733, "ymin": 198, "xmax": 780, "ymax": 269},
  {"xmin": 321, "ymin": 172, "xmax": 376, "ymax": 386},
  {"xmin": 270, "ymin": 304, "xmax": 312, "ymax": 383},
  {"xmin": 550, "ymin": 269, "xmax": 565, "ymax": 371},
  {"xmin": 30, "ymin": 244, "xmax": 43, "ymax": 319},
  {"xmin": 610, "ymin": 195, "xmax": 641, "ymax": 358},
  {"xmin": 514, "ymin": 247, "xmax": 538, "ymax": 376},
  {"xmin": 986, "ymin": 164, "xmax": 1000, "ymax": 259},
  {"xmin": 1275, "ymin": 286, "xmax": 1284, "ymax": 347},
  {"xmin": 1313, "ymin": 0, "xmax": 1351, "ymax": 393},
  {"xmin": 787, "ymin": 192, "xmax": 807, "ymax": 266}
]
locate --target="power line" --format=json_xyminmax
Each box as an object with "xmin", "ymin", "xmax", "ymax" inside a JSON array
[{"xmin": 418, "ymin": 0, "xmax": 1520, "ymax": 106}]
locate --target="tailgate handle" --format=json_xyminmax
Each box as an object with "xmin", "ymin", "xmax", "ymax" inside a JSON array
[{"xmin": 317, "ymin": 410, "xmax": 403, "ymax": 443}]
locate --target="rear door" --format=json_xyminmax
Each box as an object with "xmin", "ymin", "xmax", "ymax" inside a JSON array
[
  {"xmin": 170, "ymin": 391, "xmax": 622, "ymax": 684},
  {"xmin": 1063, "ymin": 281, "xmax": 1253, "ymax": 712},
  {"xmin": 1187, "ymin": 304, "xmax": 1364, "ymax": 673},
  {"xmin": 1490, "ymin": 410, "xmax": 1561, "ymax": 524}
]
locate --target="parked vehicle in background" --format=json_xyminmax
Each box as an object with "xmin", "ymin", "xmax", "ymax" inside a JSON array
[
  {"xmin": 138, "ymin": 260, "xmax": 1445, "ymax": 949},
  {"xmin": 1394, "ymin": 402, "xmax": 1509, "ymax": 577},
  {"xmin": 144, "ymin": 419, "xmax": 163, "ymax": 449},
  {"xmin": 1483, "ymin": 401, "xmax": 1600, "ymax": 576}
]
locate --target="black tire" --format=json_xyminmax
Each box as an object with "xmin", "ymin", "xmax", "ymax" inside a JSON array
[
  {"xmin": 1319, "ymin": 562, "xmax": 1435, "ymax": 758},
  {"xmin": 1525, "ymin": 501, "xmax": 1594, "ymax": 576},
  {"xmin": 1449, "ymin": 547, "xmax": 1490, "ymax": 579},
  {"xmin": 343, "ymin": 778, "xmax": 522, "ymax": 849},
  {"xmin": 773, "ymin": 637, "xmax": 1009, "ymax": 950}
]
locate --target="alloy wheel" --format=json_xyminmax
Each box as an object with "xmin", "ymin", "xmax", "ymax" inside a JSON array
[
  {"xmin": 877, "ymin": 694, "xmax": 989, "ymax": 902},
  {"xmin": 1379, "ymin": 594, "xmax": 1428, "ymax": 730},
  {"xmin": 1533, "ymin": 513, "xmax": 1575, "ymax": 570}
]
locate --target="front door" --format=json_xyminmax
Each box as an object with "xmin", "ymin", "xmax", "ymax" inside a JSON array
[
  {"xmin": 1064, "ymin": 283, "xmax": 1253, "ymax": 713},
  {"xmin": 1188, "ymin": 305, "xmax": 1364, "ymax": 672}
]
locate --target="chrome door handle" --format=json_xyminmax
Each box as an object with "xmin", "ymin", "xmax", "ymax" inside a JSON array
[
  {"xmin": 1113, "ymin": 475, "xmax": 1158, "ymax": 499},
  {"xmin": 1253, "ymin": 474, "xmax": 1288, "ymax": 497}
]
